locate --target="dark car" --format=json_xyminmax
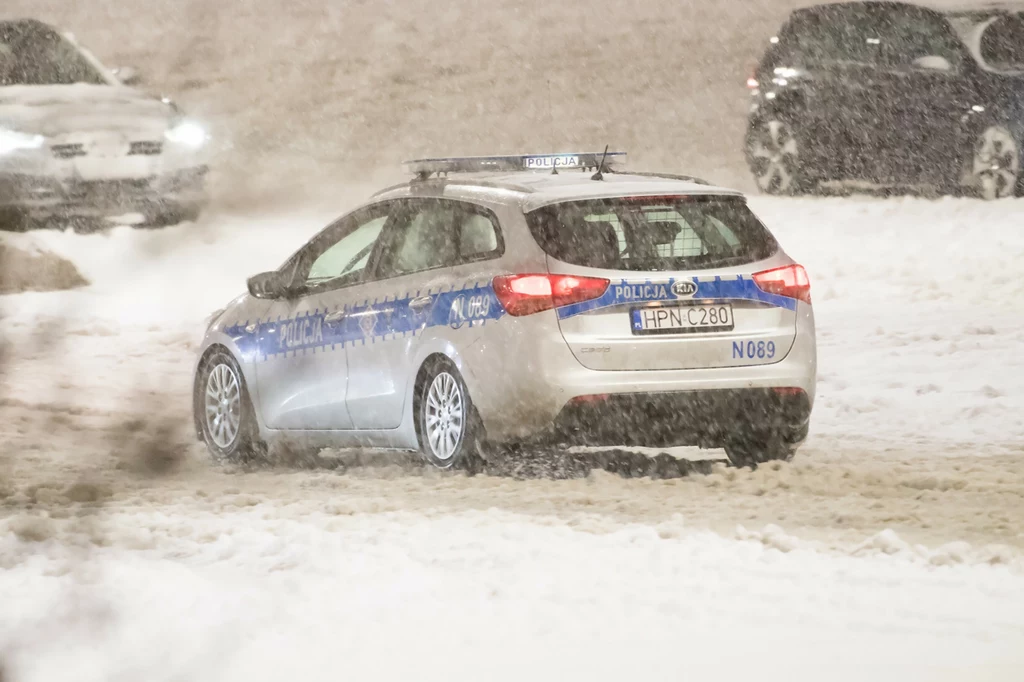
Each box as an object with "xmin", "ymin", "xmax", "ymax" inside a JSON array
[{"xmin": 744, "ymin": 1, "xmax": 1024, "ymax": 199}]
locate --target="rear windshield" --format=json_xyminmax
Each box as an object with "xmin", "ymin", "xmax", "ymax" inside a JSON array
[{"xmin": 525, "ymin": 195, "xmax": 777, "ymax": 272}]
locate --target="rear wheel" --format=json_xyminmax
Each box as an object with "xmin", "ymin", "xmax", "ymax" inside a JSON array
[
  {"xmin": 724, "ymin": 435, "xmax": 795, "ymax": 469},
  {"xmin": 196, "ymin": 350, "xmax": 266, "ymax": 464},
  {"xmin": 967, "ymin": 124, "xmax": 1021, "ymax": 200},
  {"xmin": 746, "ymin": 119, "xmax": 806, "ymax": 195},
  {"xmin": 415, "ymin": 359, "xmax": 481, "ymax": 470}
]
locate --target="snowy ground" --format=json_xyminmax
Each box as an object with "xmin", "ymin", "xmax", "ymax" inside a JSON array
[{"xmin": 1, "ymin": 196, "xmax": 1024, "ymax": 680}]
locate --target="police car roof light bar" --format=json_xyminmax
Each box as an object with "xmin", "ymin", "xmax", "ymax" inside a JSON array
[{"xmin": 404, "ymin": 152, "xmax": 627, "ymax": 179}]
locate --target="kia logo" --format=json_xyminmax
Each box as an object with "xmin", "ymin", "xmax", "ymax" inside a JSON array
[{"xmin": 671, "ymin": 280, "xmax": 697, "ymax": 297}]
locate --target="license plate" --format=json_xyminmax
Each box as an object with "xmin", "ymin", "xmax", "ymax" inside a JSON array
[{"xmin": 631, "ymin": 304, "xmax": 734, "ymax": 335}]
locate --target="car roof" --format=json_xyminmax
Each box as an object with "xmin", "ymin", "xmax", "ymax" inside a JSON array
[
  {"xmin": 0, "ymin": 19, "xmax": 58, "ymax": 33},
  {"xmin": 928, "ymin": 0, "xmax": 1024, "ymax": 17},
  {"xmin": 790, "ymin": 1, "xmax": 1023, "ymax": 20},
  {"xmin": 370, "ymin": 171, "xmax": 744, "ymax": 213},
  {"xmin": 790, "ymin": 1, "xmax": 945, "ymax": 18}
]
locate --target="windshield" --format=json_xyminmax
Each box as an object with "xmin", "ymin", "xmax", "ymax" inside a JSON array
[
  {"xmin": 525, "ymin": 195, "xmax": 778, "ymax": 272},
  {"xmin": 766, "ymin": 8, "xmax": 965, "ymax": 70},
  {"xmin": 0, "ymin": 23, "xmax": 107, "ymax": 86}
]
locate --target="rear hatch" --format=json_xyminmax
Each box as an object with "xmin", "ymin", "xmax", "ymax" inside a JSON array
[{"xmin": 525, "ymin": 194, "xmax": 807, "ymax": 371}]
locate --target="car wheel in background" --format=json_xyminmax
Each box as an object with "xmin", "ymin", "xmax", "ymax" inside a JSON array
[
  {"xmin": 140, "ymin": 203, "xmax": 202, "ymax": 228},
  {"xmin": 195, "ymin": 349, "xmax": 266, "ymax": 464},
  {"xmin": 746, "ymin": 119, "xmax": 807, "ymax": 196},
  {"xmin": 724, "ymin": 435, "xmax": 795, "ymax": 469},
  {"xmin": 415, "ymin": 358, "xmax": 482, "ymax": 470},
  {"xmin": 968, "ymin": 124, "xmax": 1021, "ymax": 200},
  {"xmin": 0, "ymin": 208, "xmax": 31, "ymax": 232}
]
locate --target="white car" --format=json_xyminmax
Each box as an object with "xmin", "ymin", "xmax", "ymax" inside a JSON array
[
  {"xmin": 0, "ymin": 19, "xmax": 209, "ymax": 230},
  {"xmin": 194, "ymin": 152, "xmax": 817, "ymax": 469}
]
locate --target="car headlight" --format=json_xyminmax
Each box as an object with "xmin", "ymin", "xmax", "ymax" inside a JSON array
[
  {"xmin": 0, "ymin": 129, "xmax": 45, "ymax": 155},
  {"xmin": 165, "ymin": 120, "xmax": 208, "ymax": 148}
]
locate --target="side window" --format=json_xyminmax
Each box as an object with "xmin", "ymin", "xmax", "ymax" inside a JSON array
[
  {"xmin": 303, "ymin": 211, "xmax": 390, "ymax": 289},
  {"xmin": 458, "ymin": 213, "xmax": 500, "ymax": 261},
  {"xmin": 376, "ymin": 200, "xmax": 503, "ymax": 278},
  {"xmin": 386, "ymin": 202, "xmax": 459, "ymax": 277}
]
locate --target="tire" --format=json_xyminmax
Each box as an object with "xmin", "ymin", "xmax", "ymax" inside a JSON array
[
  {"xmin": 414, "ymin": 358, "xmax": 481, "ymax": 470},
  {"xmin": 965, "ymin": 123, "xmax": 1021, "ymax": 200},
  {"xmin": 746, "ymin": 119, "xmax": 807, "ymax": 196},
  {"xmin": 0, "ymin": 208, "xmax": 31, "ymax": 232},
  {"xmin": 140, "ymin": 203, "xmax": 202, "ymax": 228},
  {"xmin": 724, "ymin": 435, "xmax": 795, "ymax": 469},
  {"xmin": 195, "ymin": 350, "xmax": 266, "ymax": 464}
]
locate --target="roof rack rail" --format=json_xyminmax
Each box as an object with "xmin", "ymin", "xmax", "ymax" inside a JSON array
[
  {"xmin": 404, "ymin": 152, "xmax": 627, "ymax": 179},
  {"xmin": 612, "ymin": 170, "xmax": 712, "ymax": 186}
]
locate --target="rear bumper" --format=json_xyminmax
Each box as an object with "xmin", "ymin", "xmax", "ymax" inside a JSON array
[
  {"xmin": 0, "ymin": 166, "xmax": 208, "ymax": 218},
  {"xmin": 550, "ymin": 388, "xmax": 811, "ymax": 448}
]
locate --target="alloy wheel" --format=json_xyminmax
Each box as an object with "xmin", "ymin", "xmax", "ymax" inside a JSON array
[
  {"xmin": 749, "ymin": 120, "xmax": 800, "ymax": 194},
  {"xmin": 972, "ymin": 125, "xmax": 1020, "ymax": 200},
  {"xmin": 424, "ymin": 371, "xmax": 465, "ymax": 461},
  {"xmin": 205, "ymin": 363, "xmax": 242, "ymax": 449}
]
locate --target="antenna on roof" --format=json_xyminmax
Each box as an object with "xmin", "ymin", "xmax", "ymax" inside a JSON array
[{"xmin": 590, "ymin": 145, "xmax": 610, "ymax": 181}]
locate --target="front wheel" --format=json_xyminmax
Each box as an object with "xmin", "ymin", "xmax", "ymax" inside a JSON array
[
  {"xmin": 195, "ymin": 350, "xmax": 266, "ymax": 464},
  {"xmin": 415, "ymin": 359, "xmax": 481, "ymax": 470},
  {"xmin": 746, "ymin": 119, "xmax": 807, "ymax": 195},
  {"xmin": 724, "ymin": 436, "xmax": 795, "ymax": 469},
  {"xmin": 966, "ymin": 124, "xmax": 1021, "ymax": 200}
]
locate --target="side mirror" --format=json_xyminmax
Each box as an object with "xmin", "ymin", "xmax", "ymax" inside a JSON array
[
  {"xmin": 112, "ymin": 66, "xmax": 142, "ymax": 86},
  {"xmin": 247, "ymin": 271, "xmax": 292, "ymax": 300},
  {"xmin": 912, "ymin": 55, "xmax": 952, "ymax": 72}
]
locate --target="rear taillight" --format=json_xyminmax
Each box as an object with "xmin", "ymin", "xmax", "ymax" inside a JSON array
[
  {"xmin": 752, "ymin": 264, "xmax": 811, "ymax": 304},
  {"xmin": 492, "ymin": 274, "xmax": 610, "ymax": 317}
]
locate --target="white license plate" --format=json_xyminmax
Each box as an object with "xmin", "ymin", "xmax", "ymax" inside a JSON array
[{"xmin": 630, "ymin": 304, "xmax": 734, "ymax": 335}]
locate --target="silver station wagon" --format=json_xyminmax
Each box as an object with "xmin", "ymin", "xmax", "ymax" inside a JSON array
[{"xmin": 193, "ymin": 152, "xmax": 817, "ymax": 469}]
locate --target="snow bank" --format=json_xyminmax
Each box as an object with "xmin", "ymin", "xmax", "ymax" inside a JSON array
[{"xmin": 0, "ymin": 240, "xmax": 88, "ymax": 295}]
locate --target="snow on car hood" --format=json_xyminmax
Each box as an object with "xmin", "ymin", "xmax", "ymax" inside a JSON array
[{"xmin": 0, "ymin": 83, "xmax": 175, "ymax": 139}]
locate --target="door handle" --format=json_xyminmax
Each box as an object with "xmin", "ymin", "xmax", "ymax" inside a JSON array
[
  {"xmin": 324, "ymin": 310, "xmax": 346, "ymax": 324},
  {"xmin": 408, "ymin": 295, "xmax": 433, "ymax": 311}
]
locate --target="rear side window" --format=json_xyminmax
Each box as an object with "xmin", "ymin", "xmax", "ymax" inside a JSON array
[
  {"xmin": 375, "ymin": 198, "xmax": 504, "ymax": 279},
  {"xmin": 525, "ymin": 196, "xmax": 777, "ymax": 272}
]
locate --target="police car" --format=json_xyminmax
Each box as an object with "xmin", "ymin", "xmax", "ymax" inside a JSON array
[
  {"xmin": 0, "ymin": 19, "xmax": 209, "ymax": 230},
  {"xmin": 193, "ymin": 152, "xmax": 816, "ymax": 469}
]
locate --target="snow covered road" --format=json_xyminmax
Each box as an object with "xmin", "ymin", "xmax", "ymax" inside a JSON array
[{"xmin": 1, "ymin": 196, "xmax": 1023, "ymax": 680}]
